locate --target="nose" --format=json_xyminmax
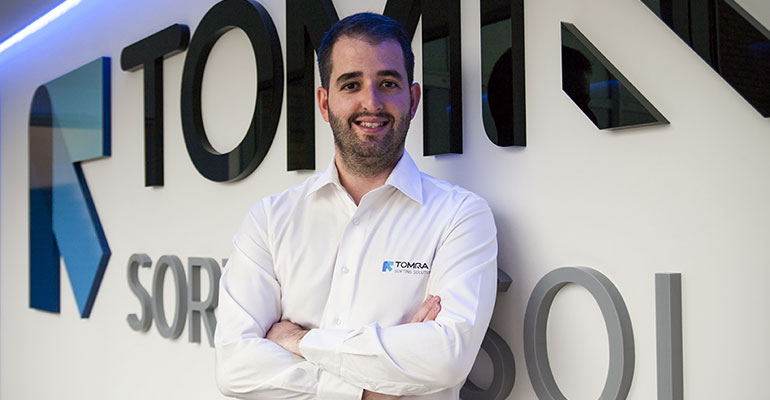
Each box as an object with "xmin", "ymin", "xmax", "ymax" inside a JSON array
[{"xmin": 360, "ymin": 83, "xmax": 383, "ymax": 112}]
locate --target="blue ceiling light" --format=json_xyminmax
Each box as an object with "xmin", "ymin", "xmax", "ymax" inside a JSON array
[{"xmin": 0, "ymin": 0, "xmax": 83, "ymax": 54}]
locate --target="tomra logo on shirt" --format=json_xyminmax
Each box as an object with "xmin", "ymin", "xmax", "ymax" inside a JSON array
[{"xmin": 382, "ymin": 260, "xmax": 431, "ymax": 275}]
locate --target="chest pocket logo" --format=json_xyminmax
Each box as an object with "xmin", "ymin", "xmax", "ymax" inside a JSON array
[{"xmin": 382, "ymin": 260, "xmax": 431, "ymax": 275}]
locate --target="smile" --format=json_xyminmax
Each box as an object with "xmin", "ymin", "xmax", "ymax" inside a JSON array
[{"xmin": 357, "ymin": 121, "xmax": 387, "ymax": 128}]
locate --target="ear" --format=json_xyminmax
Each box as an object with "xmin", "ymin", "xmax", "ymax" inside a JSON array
[
  {"xmin": 409, "ymin": 82, "xmax": 421, "ymax": 119},
  {"xmin": 317, "ymin": 86, "xmax": 330, "ymax": 122}
]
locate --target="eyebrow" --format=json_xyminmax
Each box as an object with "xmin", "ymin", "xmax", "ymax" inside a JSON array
[
  {"xmin": 334, "ymin": 70, "xmax": 405, "ymax": 86},
  {"xmin": 335, "ymin": 72, "xmax": 362, "ymax": 86},
  {"xmin": 377, "ymin": 69, "xmax": 403, "ymax": 81}
]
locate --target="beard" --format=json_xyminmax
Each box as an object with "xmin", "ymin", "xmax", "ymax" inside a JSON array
[{"xmin": 329, "ymin": 108, "xmax": 411, "ymax": 177}]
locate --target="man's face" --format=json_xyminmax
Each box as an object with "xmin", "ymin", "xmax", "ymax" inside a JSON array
[{"xmin": 317, "ymin": 36, "xmax": 421, "ymax": 177}]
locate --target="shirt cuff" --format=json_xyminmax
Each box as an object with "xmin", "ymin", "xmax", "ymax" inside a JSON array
[
  {"xmin": 299, "ymin": 328, "xmax": 350, "ymax": 376},
  {"xmin": 316, "ymin": 369, "xmax": 363, "ymax": 400},
  {"xmin": 301, "ymin": 329, "xmax": 362, "ymax": 399}
]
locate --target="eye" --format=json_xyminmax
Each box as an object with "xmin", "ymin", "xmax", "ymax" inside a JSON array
[
  {"xmin": 382, "ymin": 81, "xmax": 399, "ymax": 89},
  {"xmin": 341, "ymin": 82, "xmax": 358, "ymax": 91}
]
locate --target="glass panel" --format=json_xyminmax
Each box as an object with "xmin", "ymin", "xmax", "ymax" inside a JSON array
[{"xmin": 562, "ymin": 23, "xmax": 669, "ymax": 129}]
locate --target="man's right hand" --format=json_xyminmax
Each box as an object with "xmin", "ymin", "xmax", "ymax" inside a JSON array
[{"xmin": 362, "ymin": 295, "xmax": 442, "ymax": 399}]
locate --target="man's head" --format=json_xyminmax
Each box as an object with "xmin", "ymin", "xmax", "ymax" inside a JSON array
[
  {"xmin": 318, "ymin": 13, "xmax": 415, "ymax": 90},
  {"xmin": 316, "ymin": 13, "xmax": 420, "ymax": 178}
]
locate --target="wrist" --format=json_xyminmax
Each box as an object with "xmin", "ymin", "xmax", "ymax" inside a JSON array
[{"xmin": 293, "ymin": 328, "xmax": 309, "ymax": 356}]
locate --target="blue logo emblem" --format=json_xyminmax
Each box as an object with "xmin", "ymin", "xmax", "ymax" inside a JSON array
[
  {"xmin": 382, "ymin": 261, "xmax": 394, "ymax": 272},
  {"xmin": 29, "ymin": 57, "xmax": 111, "ymax": 318}
]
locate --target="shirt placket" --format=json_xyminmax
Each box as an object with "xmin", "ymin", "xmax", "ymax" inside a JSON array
[{"xmin": 321, "ymin": 190, "xmax": 366, "ymax": 329}]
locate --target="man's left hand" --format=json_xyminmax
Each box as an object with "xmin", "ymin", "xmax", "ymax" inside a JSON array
[{"xmin": 266, "ymin": 320, "xmax": 308, "ymax": 357}]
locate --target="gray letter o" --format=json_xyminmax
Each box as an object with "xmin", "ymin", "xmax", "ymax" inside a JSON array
[{"xmin": 523, "ymin": 267, "xmax": 634, "ymax": 400}]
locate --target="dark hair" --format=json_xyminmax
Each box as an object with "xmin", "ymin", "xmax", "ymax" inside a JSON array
[{"xmin": 317, "ymin": 12, "xmax": 414, "ymax": 89}]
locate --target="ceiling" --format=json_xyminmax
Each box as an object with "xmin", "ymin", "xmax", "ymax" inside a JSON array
[{"xmin": 0, "ymin": 0, "xmax": 63, "ymax": 42}]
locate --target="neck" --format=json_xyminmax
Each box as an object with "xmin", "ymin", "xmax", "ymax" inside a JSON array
[{"xmin": 335, "ymin": 151, "xmax": 401, "ymax": 205}]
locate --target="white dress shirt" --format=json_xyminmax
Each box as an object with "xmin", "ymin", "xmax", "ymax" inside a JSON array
[{"xmin": 215, "ymin": 151, "xmax": 497, "ymax": 399}]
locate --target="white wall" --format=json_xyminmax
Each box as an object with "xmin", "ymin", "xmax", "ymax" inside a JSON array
[{"xmin": 1, "ymin": 0, "xmax": 768, "ymax": 399}]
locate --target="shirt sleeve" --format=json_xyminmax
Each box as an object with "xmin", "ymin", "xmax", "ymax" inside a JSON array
[
  {"xmin": 298, "ymin": 196, "xmax": 498, "ymax": 396},
  {"xmin": 214, "ymin": 202, "xmax": 363, "ymax": 400}
]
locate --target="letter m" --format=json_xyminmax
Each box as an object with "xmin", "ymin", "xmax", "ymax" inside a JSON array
[
  {"xmin": 384, "ymin": 0, "xmax": 463, "ymax": 155},
  {"xmin": 28, "ymin": 58, "xmax": 112, "ymax": 318},
  {"xmin": 286, "ymin": 0, "xmax": 339, "ymax": 170}
]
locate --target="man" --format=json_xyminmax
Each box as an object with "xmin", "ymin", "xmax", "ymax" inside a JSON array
[{"xmin": 215, "ymin": 13, "xmax": 497, "ymax": 399}]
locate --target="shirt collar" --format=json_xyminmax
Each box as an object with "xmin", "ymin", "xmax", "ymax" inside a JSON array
[
  {"xmin": 306, "ymin": 151, "xmax": 424, "ymax": 204},
  {"xmin": 385, "ymin": 151, "xmax": 423, "ymax": 204},
  {"xmin": 307, "ymin": 156, "xmax": 344, "ymax": 196}
]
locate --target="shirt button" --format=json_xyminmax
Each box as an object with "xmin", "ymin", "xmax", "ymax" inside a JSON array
[
  {"xmin": 353, "ymin": 218, "xmax": 360, "ymax": 225},
  {"xmin": 334, "ymin": 317, "xmax": 342, "ymax": 326},
  {"xmin": 341, "ymin": 266, "xmax": 350, "ymax": 274}
]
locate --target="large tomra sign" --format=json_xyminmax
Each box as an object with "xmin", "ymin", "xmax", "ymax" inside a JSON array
[
  {"xmin": 118, "ymin": 0, "xmax": 768, "ymax": 188},
  {"xmin": 27, "ymin": 0, "xmax": 768, "ymax": 399}
]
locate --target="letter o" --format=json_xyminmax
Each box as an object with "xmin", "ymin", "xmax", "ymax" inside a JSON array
[
  {"xmin": 151, "ymin": 255, "xmax": 187, "ymax": 338},
  {"xmin": 180, "ymin": 0, "xmax": 283, "ymax": 182},
  {"xmin": 523, "ymin": 267, "xmax": 635, "ymax": 400}
]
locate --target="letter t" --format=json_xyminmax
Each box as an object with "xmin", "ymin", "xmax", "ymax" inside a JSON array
[{"xmin": 121, "ymin": 24, "xmax": 190, "ymax": 186}]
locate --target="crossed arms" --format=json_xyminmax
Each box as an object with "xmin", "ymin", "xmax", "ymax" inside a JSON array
[
  {"xmin": 214, "ymin": 197, "xmax": 497, "ymax": 399},
  {"xmin": 267, "ymin": 295, "xmax": 443, "ymax": 399}
]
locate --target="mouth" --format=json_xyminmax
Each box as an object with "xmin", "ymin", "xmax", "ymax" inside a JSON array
[
  {"xmin": 350, "ymin": 113, "xmax": 392, "ymax": 132},
  {"xmin": 356, "ymin": 120, "xmax": 388, "ymax": 129}
]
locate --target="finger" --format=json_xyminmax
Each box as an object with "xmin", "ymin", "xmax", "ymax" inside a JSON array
[
  {"xmin": 423, "ymin": 297, "xmax": 441, "ymax": 321},
  {"xmin": 410, "ymin": 295, "xmax": 434, "ymax": 323},
  {"xmin": 410, "ymin": 295, "xmax": 433, "ymax": 323}
]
